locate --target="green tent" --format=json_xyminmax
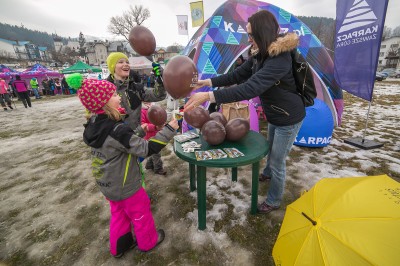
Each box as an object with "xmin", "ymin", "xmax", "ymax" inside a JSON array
[{"xmin": 60, "ymin": 61, "xmax": 101, "ymax": 74}]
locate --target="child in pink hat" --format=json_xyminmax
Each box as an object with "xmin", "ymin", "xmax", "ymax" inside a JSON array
[{"xmin": 67, "ymin": 74, "xmax": 178, "ymax": 258}]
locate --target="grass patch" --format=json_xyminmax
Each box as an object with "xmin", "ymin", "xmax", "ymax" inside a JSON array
[
  {"xmin": 227, "ymin": 214, "xmax": 280, "ymax": 266},
  {"xmin": 37, "ymin": 203, "xmax": 104, "ymax": 265},
  {"xmin": 166, "ymin": 179, "xmax": 196, "ymax": 220},
  {"xmin": 24, "ymin": 224, "xmax": 62, "ymax": 243},
  {"xmin": 214, "ymin": 199, "xmax": 235, "ymax": 232}
]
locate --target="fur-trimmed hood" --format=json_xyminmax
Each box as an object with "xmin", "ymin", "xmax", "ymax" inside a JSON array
[{"xmin": 268, "ymin": 33, "xmax": 299, "ymax": 57}]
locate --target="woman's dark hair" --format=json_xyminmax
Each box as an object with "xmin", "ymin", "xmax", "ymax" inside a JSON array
[
  {"xmin": 16, "ymin": 75, "xmax": 21, "ymax": 80},
  {"xmin": 248, "ymin": 10, "xmax": 279, "ymax": 61}
]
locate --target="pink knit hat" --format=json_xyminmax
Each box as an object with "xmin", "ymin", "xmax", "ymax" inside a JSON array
[
  {"xmin": 66, "ymin": 73, "xmax": 117, "ymax": 112},
  {"xmin": 72, "ymin": 80, "xmax": 115, "ymax": 114}
]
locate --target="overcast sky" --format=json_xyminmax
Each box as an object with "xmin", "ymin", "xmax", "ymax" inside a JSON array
[{"xmin": 1, "ymin": 0, "xmax": 399, "ymax": 47}]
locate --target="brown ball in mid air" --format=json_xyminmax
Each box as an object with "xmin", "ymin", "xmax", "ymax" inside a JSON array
[
  {"xmin": 183, "ymin": 106, "xmax": 210, "ymax": 129},
  {"xmin": 129, "ymin": 25, "xmax": 156, "ymax": 56},
  {"xmin": 147, "ymin": 105, "xmax": 167, "ymax": 126},
  {"xmin": 163, "ymin": 55, "xmax": 198, "ymax": 99},
  {"xmin": 201, "ymin": 120, "xmax": 226, "ymax": 146},
  {"xmin": 225, "ymin": 118, "xmax": 250, "ymax": 141}
]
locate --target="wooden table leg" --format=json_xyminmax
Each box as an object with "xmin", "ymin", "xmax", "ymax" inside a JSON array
[
  {"xmin": 232, "ymin": 167, "xmax": 237, "ymax": 182},
  {"xmin": 251, "ymin": 161, "xmax": 260, "ymax": 214},
  {"xmin": 189, "ymin": 163, "xmax": 196, "ymax": 191},
  {"xmin": 197, "ymin": 165, "xmax": 206, "ymax": 230}
]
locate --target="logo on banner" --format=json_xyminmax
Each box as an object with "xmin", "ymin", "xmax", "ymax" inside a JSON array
[{"xmin": 336, "ymin": 0, "xmax": 379, "ymax": 48}]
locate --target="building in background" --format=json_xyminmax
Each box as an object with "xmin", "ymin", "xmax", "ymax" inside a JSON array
[{"xmin": 378, "ymin": 36, "xmax": 400, "ymax": 70}]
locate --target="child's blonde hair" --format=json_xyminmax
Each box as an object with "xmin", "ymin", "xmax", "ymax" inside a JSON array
[
  {"xmin": 102, "ymin": 103, "xmax": 123, "ymax": 121},
  {"xmin": 84, "ymin": 104, "xmax": 122, "ymax": 121}
]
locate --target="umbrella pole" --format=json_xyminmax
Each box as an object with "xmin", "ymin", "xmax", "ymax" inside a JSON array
[{"xmin": 301, "ymin": 212, "xmax": 317, "ymax": 225}]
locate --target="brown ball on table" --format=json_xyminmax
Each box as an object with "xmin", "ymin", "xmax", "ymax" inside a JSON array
[
  {"xmin": 147, "ymin": 105, "xmax": 167, "ymax": 126},
  {"xmin": 209, "ymin": 112, "xmax": 227, "ymax": 126},
  {"xmin": 129, "ymin": 25, "xmax": 156, "ymax": 56},
  {"xmin": 225, "ymin": 118, "xmax": 250, "ymax": 141},
  {"xmin": 201, "ymin": 120, "xmax": 226, "ymax": 146},
  {"xmin": 183, "ymin": 106, "xmax": 210, "ymax": 129},
  {"xmin": 163, "ymin": 55, "xmax": 198, "ymax": 99}
]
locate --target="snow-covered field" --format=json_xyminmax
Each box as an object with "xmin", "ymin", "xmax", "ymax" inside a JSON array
[{"xmin": 1, "ymin": 80, "xmax": 399, "ymax": 265}]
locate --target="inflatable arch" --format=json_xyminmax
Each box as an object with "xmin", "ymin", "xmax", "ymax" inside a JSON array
[{"xmin": 182, "ymin": 0, "xmax": 343, "ymax": 147}]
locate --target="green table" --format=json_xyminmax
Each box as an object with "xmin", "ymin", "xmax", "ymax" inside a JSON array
[{"xmin": 173, "ymin": 130, "xmax": 269, "ymax": 230}]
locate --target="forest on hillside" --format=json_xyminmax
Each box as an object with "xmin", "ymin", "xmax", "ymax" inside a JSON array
[{"xmin": 0, "ymin": 23, "xmax": 74, "ymax": 49}]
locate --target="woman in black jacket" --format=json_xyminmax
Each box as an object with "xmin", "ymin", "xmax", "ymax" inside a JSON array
[{"xmin": 185, "ymin": 10, "xmax": 305, "ymax": 214}]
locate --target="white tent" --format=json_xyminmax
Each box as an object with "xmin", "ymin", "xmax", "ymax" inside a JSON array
[{"xmin": 128, "ymin": 56, "xmax": 152, "ymax": 70}]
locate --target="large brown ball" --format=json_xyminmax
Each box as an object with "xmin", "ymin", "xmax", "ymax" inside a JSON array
[
  {"xmin": 163, "ymin": 55, "xmax": 198, "ymax": 99},
  {"xmin": 201, "ymin": 120, "xmax": 226, "ymax": 146},
  {"xmin": 147, "ymin": 105, "xmax": 167, "ymax": 126},
  {"xmin": 183, "ymin": 106, "xmax": 210, "ymax": 129},
  {"xmin": 128, "ymin": 26, "xmax": 156, "ymax": 56},
  {"xmin": 225, "ymin": 118, "xmax": 250, "ymax": 141},
  {"xmin": 209, "ymin": 112, "xmax": 227, "ymax": 126}
]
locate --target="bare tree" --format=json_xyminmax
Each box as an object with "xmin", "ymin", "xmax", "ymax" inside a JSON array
[
  {"xmin": 108, "ymin": 5, "xmax": 151, "ymax": 41},
  {"xmin": 382, "ymin": 26, "xmax": 392, "ymax": 40},
  {"xmin": 392, "ymin": 26, "xmax": 400, "ymax": 37}
]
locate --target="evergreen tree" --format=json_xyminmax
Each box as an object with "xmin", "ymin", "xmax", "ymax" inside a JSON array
[{"xmin": 78, "ymin": 32, "xmax": 86, "ymax": 57}]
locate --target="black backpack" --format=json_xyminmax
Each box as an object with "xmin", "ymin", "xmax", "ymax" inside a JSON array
[{"xmin": 290, "ymin": 50, "xmax": 317, "ymax": 107}]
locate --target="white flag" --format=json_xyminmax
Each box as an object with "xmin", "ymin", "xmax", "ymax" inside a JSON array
[{"xmin": 177, "ymin": 15, "xmax": 188, "ymax": 35}]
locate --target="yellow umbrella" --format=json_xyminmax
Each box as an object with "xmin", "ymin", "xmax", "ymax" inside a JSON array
[{"xmin": 273, "ymin": 175, "xmax": 400, "ymax": 266}]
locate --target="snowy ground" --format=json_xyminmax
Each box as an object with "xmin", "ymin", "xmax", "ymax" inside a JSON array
[{"xmin": 0, "ymin": 80, "xmax": 399, "ymax": 266}]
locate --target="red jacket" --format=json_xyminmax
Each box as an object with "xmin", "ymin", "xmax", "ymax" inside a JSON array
[{"xmin": 140, "ymin": 108, "xmax": 159, "ymax": 140}]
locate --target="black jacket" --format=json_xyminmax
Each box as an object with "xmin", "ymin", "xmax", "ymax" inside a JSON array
[
  {"xmin": 107, "ymin": 70, "xmax": 166, "ymax": 133},
  {"xmin": 212, "ymin": 33, "xmax": 305, "ymax": 126}
]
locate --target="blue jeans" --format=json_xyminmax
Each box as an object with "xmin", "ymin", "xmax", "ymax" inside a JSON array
[
  {"xmin": 32, "ymin": 88, "xmax": 40, "ymax": 98},
  {"xmin": 262, "ymin": 120, "xmax": 303, "ymax": 207}
]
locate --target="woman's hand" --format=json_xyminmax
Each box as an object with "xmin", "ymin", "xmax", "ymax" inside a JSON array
[
  {"xmin": 184, "ymin": 92, "xmax": 210, "ymax": 112},
  {"xmin": 192, "ymin": 79, "xmax": 212, "ymax": 91}
]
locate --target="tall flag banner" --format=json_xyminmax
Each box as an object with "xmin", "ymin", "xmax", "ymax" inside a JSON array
[
  {"xmin": 177, "ymin": 15, "xmax": 188, "ymax": 35},
  {"xmin": 334, "ymin": 0, "xmax": 389, "ymax": 101},
  {"xmin": 190, "ymin": 1, "xmax": 204, "ymax": 27}
]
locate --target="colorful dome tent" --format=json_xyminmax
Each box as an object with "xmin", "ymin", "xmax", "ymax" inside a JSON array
[
  {"xmin": 20, "ymin": 63, "xmax": 62, "ymax": 79},
  {"xmin": 60, "ymin": 61, "xmax": 101, "ymax": 74},
  {"xmin": 182, "ymin": 0, "xmax": 343, "ymax": 147},
  {"xmin": 0, "ymin": 64, "xmax": 21, "ymax": 81},
  {"xmin": 18, "ymin": 64, "xmax": 63, "ymax": 88}
]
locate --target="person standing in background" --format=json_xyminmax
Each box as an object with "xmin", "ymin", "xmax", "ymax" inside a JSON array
[
  {"xmin": 30, "ymin": 77, "xmax": 42, "ymax": 99},
  {"xmin": 0, "ymin": 78, "xmax": 13, "ymax": 111},
  {"xmin": 12, "ymin": 75, "xmax": 32, "ymax": 108}
]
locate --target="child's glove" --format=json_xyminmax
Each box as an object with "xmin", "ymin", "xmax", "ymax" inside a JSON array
[{"xmin": 152, "ymin": 62, "xmax": 163, "ymax": 84}]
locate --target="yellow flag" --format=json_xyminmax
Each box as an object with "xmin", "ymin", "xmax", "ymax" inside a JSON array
[{"xmin": 190, "ymin": 1, "xmax": 204, "ymax": 27}]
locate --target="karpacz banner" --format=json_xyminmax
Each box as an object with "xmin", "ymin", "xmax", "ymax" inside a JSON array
[{"xmin": 334, "ymin": 0, "xmax": 389, "ymax": 101}]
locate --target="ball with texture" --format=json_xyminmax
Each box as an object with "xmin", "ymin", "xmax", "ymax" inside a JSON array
[
  {"xmin": 129, "ymin": 26, "xmax": 156, "ymax": 56},
  {"xmin": 147, "ymin": 105, "xmax": 167, "ymax": 126},
  {"xmin": 201, "ymin": 120, "xmax": 226, "ymax": 146},
  {"xmin": 209, "ymin": 112, "xmax": 227, "ymax": 126},
  {"xmin": 163, "ymin": 55, "xmax": 198, "ymax": 99},
  {"xmin": 183, "ymin": 106, "xmax": 210, "ymax": 129},
  {"xmin": 225, "ymin": 118, "xmax": 250, "ymax": 141}
]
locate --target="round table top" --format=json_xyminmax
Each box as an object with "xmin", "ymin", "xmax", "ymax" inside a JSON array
[{"xmin": 174, "ymin": 130, "xmax": 269, "ymax": 168}]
